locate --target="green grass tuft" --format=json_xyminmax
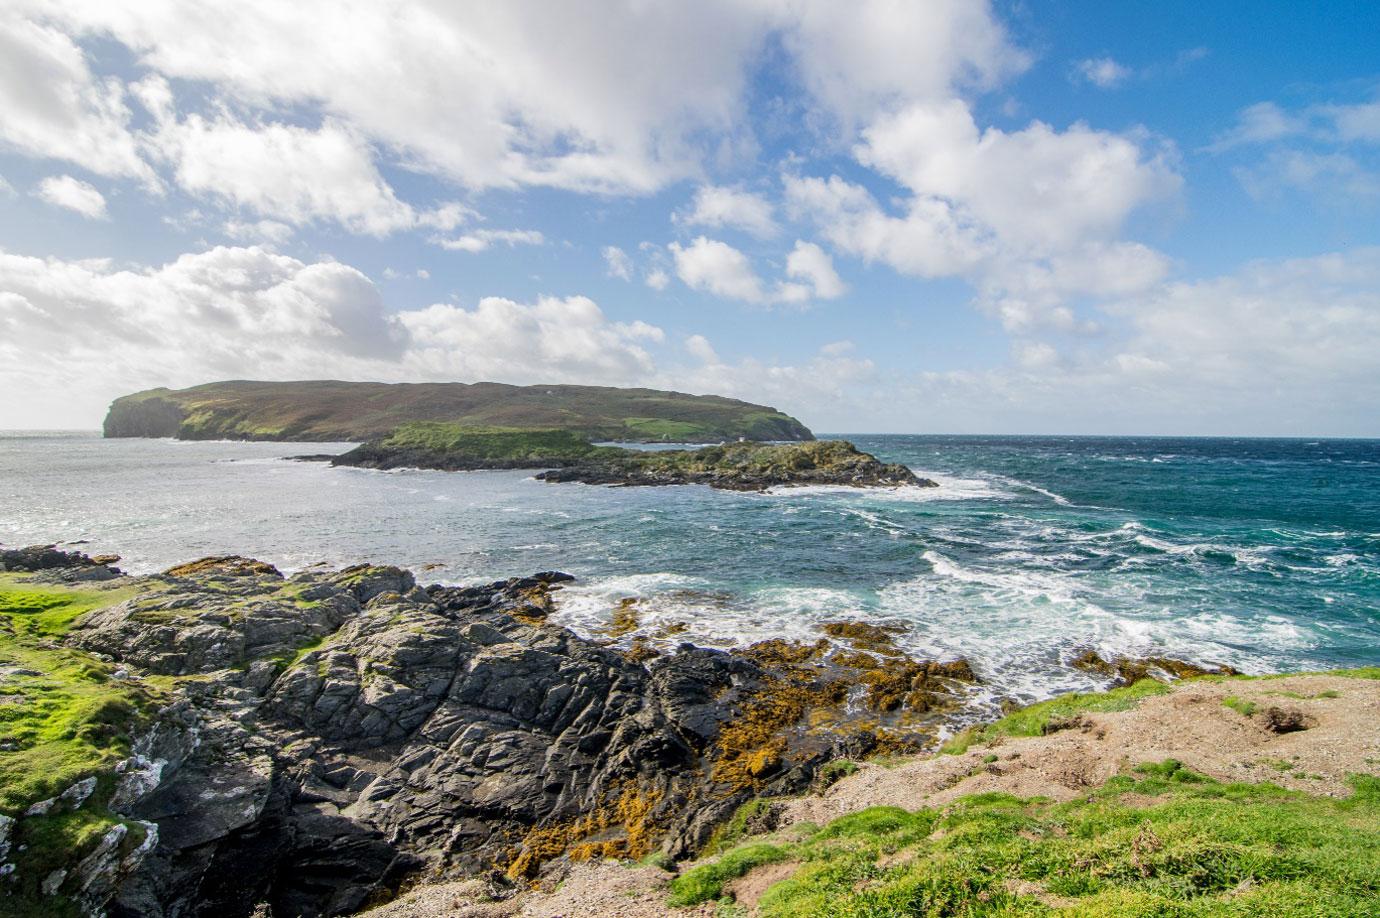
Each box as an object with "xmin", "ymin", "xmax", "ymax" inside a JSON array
[
  {"xmin": 941, "ymin": 679, "xmax": 1171, "ymax": 754},
  {"xmin": 685, "ymin": 760, "xmax": 1380, "ymax": 917},
  {"xmin": 668, "ymin": 843, "xmax": 792, "ymax": 906},
  {"xmin": 1222, "ymin": 695, "xmax": 1259, "ymax": 717}
]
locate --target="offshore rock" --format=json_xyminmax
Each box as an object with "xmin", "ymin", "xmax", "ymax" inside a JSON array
[{"xmin": 536, "ymin": 439, "xmax": 934, "ymax": 491}]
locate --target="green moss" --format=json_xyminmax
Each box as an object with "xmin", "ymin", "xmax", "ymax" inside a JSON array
[
  {"xmin": 942, "ymin": 679, "xmax": 1171, "ymax": 754},
  {"xmin": 668, "ymin": 843, "xmax": 792, "ymax": 906},
  {"xmin": 0, "ymin": 581, "xmax": 136, "ymax": 639},
  {"xmin": 271, "ymin": 633, "xmax": 329, "ymax": 670},
  {"xmin": 689, "ymin": 763, "xmax": 1380, "ymax": 917},
  {"xmin": 0, "ymin": 578, "xmax": 152, "ymax": 814},
  {"xmin": 5, "ymin": 774, "xmax": 153, "ymax": 915}
]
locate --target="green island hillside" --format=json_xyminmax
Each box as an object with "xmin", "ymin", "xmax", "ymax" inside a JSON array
[{"xmin": 101, "ymin": 380, "xmax": 813, "ymax": 443}]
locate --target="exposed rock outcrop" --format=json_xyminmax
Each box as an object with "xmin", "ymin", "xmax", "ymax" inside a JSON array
[
  {"xmin": 3, "ymin": 553, "xmax": 973, "ymax": 916},
  {"xmin": 535, "ymin": 440, "xmax": 931, "ymax": 491},
  {"xmin": 0, "ymin": 544, "xmax": 121, "ymax": 576},
  {"xmin": 327, "ymin": 429, "xmax": 930, "ymax": 492}
]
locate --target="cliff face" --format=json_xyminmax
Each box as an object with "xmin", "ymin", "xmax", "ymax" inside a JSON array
[
  {"xmin": 102, "ymin": 380, "xmax": 814, "ymax": 443},
  {"xmin": 101, "ymin": 393, "xmax": 186, "ymax": 438}
]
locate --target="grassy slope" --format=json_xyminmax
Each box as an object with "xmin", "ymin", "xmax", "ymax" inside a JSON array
[
  {"xmin": 374, "ymin": 423, "xmax": 625, "ymax": 461},
  {"xmin": 0, "ymin": 576, "xmax": 158, "ymax": 915},
  {"xmin": 103, "ymin": 380, "xmax": 813, "ymax": 442},
  {"xmin": 669, "ymin": 670, "xmax": 1380, "ymax": 916},
  {"xmin": 673, "ymin": 762, "xmax": 1380, "ymax": 916}
]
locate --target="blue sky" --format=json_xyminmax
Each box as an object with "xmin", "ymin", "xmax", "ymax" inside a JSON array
[{"xmin": 1, "ymin": 1, "xmax": 1378, "ymax": 435}]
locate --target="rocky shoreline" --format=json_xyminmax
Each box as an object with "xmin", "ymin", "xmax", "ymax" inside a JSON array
[
  {"xmin": 0, "ymin": 546, "xmax": 1253, "ymax": 916},
  {"xmin": 2, "ymin": 547, "xmax": 979, "ymax": 916}
]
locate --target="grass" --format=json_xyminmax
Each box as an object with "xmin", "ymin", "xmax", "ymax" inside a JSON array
[
  {"xmin": 668, "ymin": 843, "xmax": 793, "ymax": 906},
  {"xmin": 376, "ymin": 423, "xmax": 620, "ymax": 459},
  {"xmin": 620, "ymin": 416, "xmax": 715, "ymax": 441},
  {"xmin": 0, "ymin": 577, "xmax": 150, "ymax": 813},
  {"xmin": 0, "ymin": 577, "xmax": 159, "ymax": 913},
  {"xmin": 674, "ymin": 762, "xmax": 1380, "ymax": 916},
  {"xmin": 941, "ymin": 679, "xmax": 1171, "ymax": 754},
  {"xmin": 1222, "ymin": 695, "xmax": 1259, "ymax": 717}
]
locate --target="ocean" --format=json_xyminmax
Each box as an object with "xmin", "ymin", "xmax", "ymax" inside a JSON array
[{"xmin": 3, "ymin": 431, "xmax": 1377, "ymax": 714}]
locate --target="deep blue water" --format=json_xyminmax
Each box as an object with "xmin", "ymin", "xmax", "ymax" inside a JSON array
[{"xmin": 2, "ymin": 432, "xmax": 1376, "ymax": 710}]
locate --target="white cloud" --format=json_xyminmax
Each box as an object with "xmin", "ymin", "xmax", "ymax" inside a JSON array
[
  {"xmin": 1208, "ymin": 101, "xmax": 1305, "ymax": 151},
  {"xmin": 684, "ymin": 333, "xmax": 719, "ymax": 364},
  {"xmin": 856, "ymin": 100, "xmax": 1180, "ymax": 251},
  {"xmin": 1074, "ymin": 57, "xmax": 1131, "ymax": 89},
  {"xmin": 669, "ymin": 236, "xmax": 845, "ymax": 306},
  {"xmin": 645, "ymin": 268, "xmax": 670, "ymax": 291},
  {"xmin": 670, "ymin": 236, "xmax": 768, "ymax": 302},
  {"xmin": 398, "ymin": 296, "xmax": 663, "ymax": 383},
  {"xmin": 0, "ymin": 174, "xmax": 13, "ymax": 196},
  {"xmin": 1328, "ymin": 99, "xmax": 1380, "ymax": 143},
  {"xmin": 436, "ymin": 228, "xmax": 545, "ymax": 253},
  {"xmin": 661, "ymin": 340, "xmax": 878, "ymax": 421},
  {"xmin": 33, "ymin": 174, "xmax": 107, "ymax": 218},
  {"xmin": 1235, "ymin": 150, "xmax": 1380, "ymax": 202},
  {"xmin": 787, "ymin": 99, "xmax": 1179, "ymax": 329},
  {"xmin": 1210, "ymin": 94, "xmax": 1380, "ymax": 202},
  {"xmin": 785, "ymin": 240, "xmax": 846, "ymax": 299},
  {"xmin": 778, "ymin": 1, "xmax": 1028, "ymax": 126},
  {"xmin": 676, "ymin": 185, "xmax": 778, "ymax": 238},
  {"xmin": 0, "ymin": 17, "xmax": 151, "ymax": 181},
  {"xmin": 0, "ymin": 245, "xmax": 664, "ymax": 427},
  {"xmin": 884, "ymin": 248, "xmax": 1380, "ymax": 435},
  {"xmin": 141, "ymin": 99, "xmax": 420, "ymax": 235},
  {"xmin": 602, "ymin": 245, "xmax": 633, "ymax": 280},
  {"xmin": 18, "ymin": 0, "xmax": 1025, "ymax": 199},
  {"xmin": 223, "ymin": 219, "xmax": 294, "ymax": 245}
]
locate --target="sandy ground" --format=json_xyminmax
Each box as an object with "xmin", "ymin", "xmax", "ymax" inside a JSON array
[{"xmin": 366, "ymin": 673, "xmax": 1380, "ymax": 917}]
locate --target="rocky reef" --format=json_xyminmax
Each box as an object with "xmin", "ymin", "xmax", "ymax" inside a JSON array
[
  {"xmin": 330, "ymin": 427, "xmax": 932, "ymax": 492},
  {"xmin": 535, "ymin": 439, "xmax": 931, "ymax": 491},
  {"xmin": 0, "ymin": 549, "xmax": 972, "ymax": 916}
]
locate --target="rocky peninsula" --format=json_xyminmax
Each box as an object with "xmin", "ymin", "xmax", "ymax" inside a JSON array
[{"xmin": 328, "ymin": 424, "xmax": 931, "ymax": 491}]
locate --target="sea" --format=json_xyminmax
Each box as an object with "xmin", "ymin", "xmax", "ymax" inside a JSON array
[{"xmin": 3, "ymin": 431, "xmax": 1377, "ymax": 716}]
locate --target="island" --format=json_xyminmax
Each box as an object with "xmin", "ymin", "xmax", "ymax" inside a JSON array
[
  {"xmin": 102, "ymin": 380, "xmax": 814, "ymax": 443},
  {"xmin": 325, "ymin": 422, "xmax": 933, "ymax": 490}
]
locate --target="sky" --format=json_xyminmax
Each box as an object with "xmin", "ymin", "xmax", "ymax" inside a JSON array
[{"xmin": 1, "ymin": 1, "xmax": 1378, "ymax": 436}]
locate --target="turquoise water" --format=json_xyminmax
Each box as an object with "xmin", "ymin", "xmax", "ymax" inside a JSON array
[{"xmin": 2, "ymin": 432, "xmax": 1376, "ymax": 709}]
